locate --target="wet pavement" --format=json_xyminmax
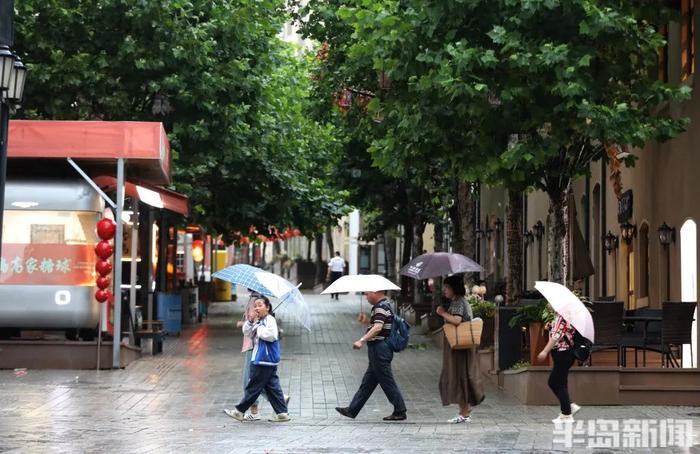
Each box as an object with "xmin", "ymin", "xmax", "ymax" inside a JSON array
[{"xmin": 0, "ymin": 292, "xmax": 699, "ymax": 453}]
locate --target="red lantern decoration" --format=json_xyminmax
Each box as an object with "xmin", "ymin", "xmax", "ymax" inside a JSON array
[
  {"xmin": 97, "ymin": 218, "xmax": 116, "ymax": 240},
  {"xmin": 95, "ymin": 259, "xmax": 113, "ymax": 276},
  {"xmin": 96, "ymin": 276, "xmax": 111, "ymax": 290},
  {"xmin": 95, "ymin": 289, "xmax": 111, "ymax": 303},
  {"xmin": 94, "ymin": 240, "xmax": 114, "ymax": 259}
]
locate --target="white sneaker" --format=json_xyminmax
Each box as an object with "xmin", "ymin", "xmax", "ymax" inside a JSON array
[
  {"xmin": 447, "ymin": 415, "xmax": 471, "ymax": 424},
  {"xmin": 570, "ymin": 403, "xmax": 581, "ymax": 416},
  {"xmin": 268, "ymin": 413, "xmax": 291, "ymax": 422},
  {"xmin": 244, "ymin": 411, "xmax": 261, "ymax": 421},
  {"xmin": 224, "ymin": 408, "xmax": 245, "ymax": 421},
  {"xmin": 552, "ymin": 414, "xmax": 574, "ymax": 424}
]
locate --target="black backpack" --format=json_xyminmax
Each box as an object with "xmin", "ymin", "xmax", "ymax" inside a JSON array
[{"xmin": 570, "ymin": 330, "xmax": 593, "ymax": 362}]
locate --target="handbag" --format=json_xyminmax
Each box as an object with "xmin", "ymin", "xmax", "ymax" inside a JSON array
[{"xmin": 443, "ymin": 318, "xmax": 483, "ymax": 349}]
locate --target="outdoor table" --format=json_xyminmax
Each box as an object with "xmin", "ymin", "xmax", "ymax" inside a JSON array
[{"xmin": 621, "ymin": 315, "xmax": 662, "ymax": 366}]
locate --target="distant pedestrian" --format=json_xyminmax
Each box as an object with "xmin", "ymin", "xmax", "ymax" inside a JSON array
[
  {"xmin": 435, "ymin": 274, "xmax": 485, "ymax": 423},
  {"xmin": 327, "ymin": 251, "xmax": 345, "ymax": 300},
  {"xmin": 537, "ymin": 311, "xmax": 581, "ymax": 423},
  {"xmin": 225, "ymin": 296, "xmax": 290, "ymax": 422},
  {"xmin": 335, "ymin": 290, "xmax": 407, "ymax": 421}
]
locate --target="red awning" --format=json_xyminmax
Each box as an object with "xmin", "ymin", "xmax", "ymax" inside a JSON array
[
  {"xmin": 93, "ymin": 176, "xmax": 189, "ymax": 217},
  {"xmin": 8, "ymin": 120, "xmax": 172, "ymax": 185}
]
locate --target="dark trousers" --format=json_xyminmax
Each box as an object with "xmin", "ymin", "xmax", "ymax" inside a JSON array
[
  {"xmin": 330, "ymin": 271, "xmax": 343, "ymax": 299},
  {"xmin": 548, "ymin": 349, "xmax": 575, "ymax": 415},
  {"xmin": 236, "ymin": 364, "xmax": 288, "ymax": 414},
  {"xmin": 348, "ymin": 340, "xmax": 406, "ymax": 416}
]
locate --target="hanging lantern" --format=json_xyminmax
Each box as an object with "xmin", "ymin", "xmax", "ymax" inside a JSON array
[
  {"xmin": 96, "ymin": 276, "xmax": 111, "ymax": 290},
  {"xmin": 95, "ymin": 259, "xmax": 113, "ymax": 276},
  {"xmin": 336, "ymin": 88, "xmax": 352, "ymax": 112},
  {"xmin": 94, "ymin": 240, "xmax": 114, "ymax": 259},
  {"xmin": 95, "ymin": 289, "xmax": 111, "ymax": 303},
  {"xmin": 97, "ymin": 218, "xmax": 117, "ymax": 240}
]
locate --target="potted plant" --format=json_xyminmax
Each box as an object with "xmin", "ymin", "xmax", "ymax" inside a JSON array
[
  {"xmin": 508, "ymin": 300, "xmax": 555, "ymax": 366},
  {"xmin": 470, "ymin": 298, "xmax": 496, "ymax": 349}
]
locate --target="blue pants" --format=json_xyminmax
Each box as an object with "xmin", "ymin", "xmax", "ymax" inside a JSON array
[
  {"xmin": 243, "ymin": 350, "xmax": 262, "ymax": 406},
  {"xmin": 236, "ymin": 364, "xmax": 288, "ymax": 415},
  {"xmin": 348, "ymin": 340, "xmax": 406, "ymax": 417}
]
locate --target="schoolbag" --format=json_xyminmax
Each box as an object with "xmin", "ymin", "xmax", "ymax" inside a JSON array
[
  {"xmin": 380, "ymin": 302, "xmax": 410, "ymax": 353},
  {"xmin": 570, "ymin": 330, "xmax": 592, "ymax": 362}
]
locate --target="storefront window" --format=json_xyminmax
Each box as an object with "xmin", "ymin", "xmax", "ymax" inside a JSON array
[{"xmin": 0, "ymin": 210, "xmax": 98, "ymax": 286}]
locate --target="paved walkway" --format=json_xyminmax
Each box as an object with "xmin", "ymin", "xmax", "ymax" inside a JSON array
[{"xmin": 0, "ymin": 292, "xmax": 698, "ymax": 453}]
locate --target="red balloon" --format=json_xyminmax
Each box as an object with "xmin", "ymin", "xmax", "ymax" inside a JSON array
[
  {"xmin": 96, "ymin": 276, "xmax": 111, "ymax": 290},
  {"xmin": 95, "ymin": 289, "xmax": 111, "ymax": 303},
  {"xmin": 94, "ymin": 240, "xmax": 114, "ymax": 259},
  {"xmin": 97, "ymin": 218, "xmax": 116, "ymax": 240},
  {"xmin": 95, "ymin": 259, "xmax": 112, "ymax": 276}
]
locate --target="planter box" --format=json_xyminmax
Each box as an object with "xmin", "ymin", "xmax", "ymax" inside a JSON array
[{"xmin": 479, "ymin": 316, "xmax": 495, "ymax": 349}]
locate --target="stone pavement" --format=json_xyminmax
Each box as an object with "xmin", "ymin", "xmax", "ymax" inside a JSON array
[{"xmin": 0, "ymin": 292, "xmax": 698, "ymax": 453}]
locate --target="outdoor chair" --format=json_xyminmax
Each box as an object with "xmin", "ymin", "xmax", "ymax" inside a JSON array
[
  {"xmin": 620, "ymin": 307, "xmax": 662, "ymax": 367},
  {"xmin": 644, "ymin": 302, "xmax": 696, "ymax": 368},
  {"xmin": 589, "ymin": 302, "xmax": 624, "ymax": 366}
]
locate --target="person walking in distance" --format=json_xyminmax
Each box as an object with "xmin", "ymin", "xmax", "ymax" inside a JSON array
[
  {"xmin": 327, "ymin": 251, "xmax": 345, "ymax": 300},
  {"xmin": 335, "ymin": 290, "xmax": 407, "ymax": 421}
]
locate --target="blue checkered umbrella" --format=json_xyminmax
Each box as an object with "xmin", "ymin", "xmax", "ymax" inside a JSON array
[{"xmin": 213, "ymin": 264, "xmax": 311, "ymax": 330}]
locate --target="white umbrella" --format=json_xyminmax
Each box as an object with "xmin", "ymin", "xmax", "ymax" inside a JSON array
[
  {"xmin": 534, "ymin": 281, "xmax": 595, "ymax": 343},
  {"xmin": 321, "ymin": 274, "xmax": 400, "ymax": 294},
  {"xmin": 255, "ymin": 271, "xmax": 311, "ymax": 331}
]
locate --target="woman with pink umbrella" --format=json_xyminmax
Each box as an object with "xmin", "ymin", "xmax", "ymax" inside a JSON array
[{"xmin": 534, "ymin": 281, "xmax": 594, "ymax": 424}]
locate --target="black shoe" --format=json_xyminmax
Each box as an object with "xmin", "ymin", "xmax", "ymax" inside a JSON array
[
  {"xmin": 335, "ymin": 407, "xmax": 355, "ymax": 419},
  {"xmin": 383, "ymin": 413, "xmax": 407, "ymax": 421}
]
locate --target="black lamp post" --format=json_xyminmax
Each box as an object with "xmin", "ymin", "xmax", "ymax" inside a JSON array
[
  {"xmin": 533, "ymin": 220, "xmax": 545, "ymax": 279},
  {"xmin": 619, "ymin": 223, "xmax": 636, "ymax": 309},
  {"xmin": 475, "ymin": 226, "xmax": 483, "ymax": 263},
  {"xmin": 658, "ymin": 222, "xmax": 676, "ymax": 301},
  {"xmin": 604, "ymin": 231, "xmax": 619, "ymax": 298},
  {"xmin": 0, "ymin": 2, "xmax": 27, "ymax": 262}
]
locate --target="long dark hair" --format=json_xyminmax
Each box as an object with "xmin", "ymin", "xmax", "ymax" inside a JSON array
[{"xmin": 255, "ymin": 295, "xmax": 274, "ymax": 317}]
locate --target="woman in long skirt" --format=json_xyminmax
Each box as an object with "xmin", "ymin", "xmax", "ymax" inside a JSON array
[{"xmin": 436, "ymin": 275, "xmax": 485, "ymax": 423}]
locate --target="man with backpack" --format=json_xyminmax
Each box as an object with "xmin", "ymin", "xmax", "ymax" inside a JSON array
[{"xmin": 335, "ymin": 290, "xmax": 408, "ymax": 421}]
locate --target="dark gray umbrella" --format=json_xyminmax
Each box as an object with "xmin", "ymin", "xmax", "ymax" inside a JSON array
[{"xmin": 399, "ymin": 252, "xmax": 483, "ymax": 280}]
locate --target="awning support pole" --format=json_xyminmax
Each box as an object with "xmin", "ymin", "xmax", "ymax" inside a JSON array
[
  {"xmin": 113, "ymin": 158, "xmax": 125, "ymax": 368},
  {"xmin": 66, "ymin": 158, "xmax": 117, "ymax": 209},
  {"xmin": 128, "ymin": 202, "xmax": 139, "ymax": 345}
]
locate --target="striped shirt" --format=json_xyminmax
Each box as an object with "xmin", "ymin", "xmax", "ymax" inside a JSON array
[
  {"xmin": 550, "ymin": 315, "xmax": 576, "ymax": 352},
  {"xmin": 367, "ymin": 299, "xmax": 393, "ymax": 341}
]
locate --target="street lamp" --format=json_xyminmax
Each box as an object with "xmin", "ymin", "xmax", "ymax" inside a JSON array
[
  {"xmin": 533, "ymin": 220, "xmax": 545, "ymax": 240},
  {"xmin": 603, "ymin": 231, "xmax": 619, "ymax": 254},
  {"xmin": 0, "ymin": 46, "xmax": 13, "ymax": 91},
  {"xmin": 6, "ymin": 53, "xmax": 26, "ymax": 103},
  {"xmin": 533, "ymin": 221, "xmax": 545, "ymax": 279},
  {"xmin": 604, "ymin": 231, "xmax": 619, "ymax": 299},
  {"xmin": 0, "ymin": 6, "xmax": 29, "ymax": 262},
  {"xmin": 620, "ymin": 222, "xmax": 637, "ymax": 245},
  {"xmin": 658, "ymin": 222, "xmax": 676, "ymax": 301}
]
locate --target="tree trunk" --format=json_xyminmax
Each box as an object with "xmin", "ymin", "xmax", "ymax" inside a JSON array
[
  {"xmin": 306, "ymin": 236, "xmax": 312, "ymax": 261},
  {"xmin": 547, "ymin": 190, "xmax": 570, "ymax": 285},
  {"xmin": 384, "ymin": 228, "xmax": 397, "ymax": 281},
  {"xmin": 325, "ymin": 226, "xmax": 335, "ymax": 258},
  {"xmin": 451, "ymin": 180, "xmax": 476, "ymax": 258},
  {"xmin": 432, "ymin": 223, "xmax": 444, "ymax": 312},
  {"xmin": 400, "ymin": 221, "xmax": 414, "ymax": 301},
  {"xmin": 314, "ymin": 232, "xmax": 324, "ymax": 285},
  {"xmin": 412, "ymin": 221, "xmax": 426, "ymax": 306},
  {"xmin": 506, "ymin": 189, "xmax": 523, "ymax": 305}
]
